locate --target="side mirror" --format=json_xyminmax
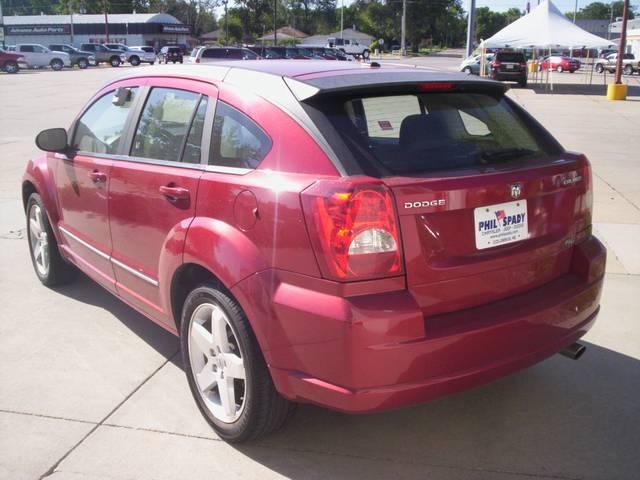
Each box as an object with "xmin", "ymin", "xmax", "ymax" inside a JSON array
[{"xmin": 35, "ymin": 128, "xmax": 69, "ymax": 153}]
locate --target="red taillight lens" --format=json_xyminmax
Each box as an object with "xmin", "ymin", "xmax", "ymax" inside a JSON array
[
  {"xmin": 301, "ymin": 180, "xmax": 402, "ymax": 280},
  {"xmin": 491, "ymin": 60, "xmax": 501, "ymax": 68},
  {"xmin": 574, "ymin": 154, "xmax": 593, "ymax": 244}
]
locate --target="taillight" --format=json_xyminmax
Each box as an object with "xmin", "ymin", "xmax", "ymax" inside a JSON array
[
  {"xmin": 196, "ymin": 58, "xmax": 200, "ymax": 63},
  {"xmin": 491, "ymin": 60, "xmax": 501, "ymax": 68},
  {"xmin": 574, "ymin": 154, "xmax": 593, "ymax": 244},
  {"xmin": 301, "ymin": 179, "xmax": 402, "ymax": 281}
]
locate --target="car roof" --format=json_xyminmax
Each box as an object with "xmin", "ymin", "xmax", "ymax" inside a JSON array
[{"xmin": 108, "ymin": 60, "xmax": 505, "ymax": 102}]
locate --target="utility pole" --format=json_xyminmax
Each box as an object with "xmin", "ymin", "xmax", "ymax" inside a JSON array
[
  {"xmin": 70, "ymin": 10, "xmax": 74, "ymax": 45},
  {"xmin": 572, "ymin": 0, "xmax": 578, "ymax": 23},
  {"xmin": 614, "ymin": 0, "xmax": 630, "ymax": 85},
  {"xmin": 466, "ymin": 0, "xmax": 476, "ymax": 58},
  {"xmin": 401, "ymin": 0, "xmax": 406, "ymax": 56},
  {"xmin": 103, "ymin": 1, "xmax": 110, "ymax": 42},
  {"xmin": 274, "ymin": 0, "xmax": 277, "ymax": 45},
  {"xmin": 608, "ymin": 4, "xmax": 614, "ymax": 39},
  {"xmin": 340, "ymin": 0, "xmax": 344, "ymax": 39},
  {"xmin": 223, "ymin": 0, "xmax": 228, "ymax": 45},
  {"xmin": 0, "ymin": 0, "xmax": 5, "ymax": 49}
]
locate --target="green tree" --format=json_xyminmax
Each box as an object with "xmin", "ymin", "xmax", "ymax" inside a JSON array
[{"xmin": 570, "ymin": 1, "xmax": 635, "ymax": 20}]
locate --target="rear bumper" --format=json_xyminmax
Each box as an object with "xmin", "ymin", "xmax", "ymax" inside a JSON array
[{"xmin": 232, "ymin": 236, "xmax": 605, "ymax": 413}]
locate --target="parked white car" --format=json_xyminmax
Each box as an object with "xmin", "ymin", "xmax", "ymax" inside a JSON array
[
  {"xmin": 130, "ymin": 46, "xmax": 158, "ymax": 64},
  {"xmin": 327, "ymin": 37, "xmax": 370, "ymax": 59},
  {"xmin": 10, "ymin": 44, "xmax": 71, "ymax": 70}
]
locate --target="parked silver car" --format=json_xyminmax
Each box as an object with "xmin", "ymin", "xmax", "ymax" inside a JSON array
[
  {"xmin": 9, "ymin": 44, "xmax": 71, "ymax": 70},
  {"xmin": 130, "ymin": 46, "xmax": 158, "ymax": 64}
]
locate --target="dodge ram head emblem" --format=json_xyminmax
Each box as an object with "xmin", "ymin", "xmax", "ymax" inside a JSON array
[{"xmin": 510, "ymin": 183, "xmax": 522, "ymax": 199}]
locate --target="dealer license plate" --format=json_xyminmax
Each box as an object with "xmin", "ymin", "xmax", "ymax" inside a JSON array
[{"xmin": 474, "ymin": 200, "xmax": 528, "ymax": 250}]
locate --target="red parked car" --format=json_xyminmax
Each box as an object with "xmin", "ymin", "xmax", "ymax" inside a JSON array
[
  {"xmin": 0, "ymin": 47, "xmax": 27, "ymax": 73},
  {"xmin": 23, "ymin": 61, "xmax": 605, "ymax": 442},
  {"xmin": 538, "ymin": 56, "xmax": 580, "ymax": 73}
]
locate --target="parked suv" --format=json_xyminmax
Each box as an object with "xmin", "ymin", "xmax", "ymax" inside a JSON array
[
  {"xmin": 24, "ymin": 62, "xmax": 605, "ymax": 443},
  {"xmin": 158, "ymin": 46, "xmax": 183, "ymax": 63},
  {"xmin": 104, "ymin": 43, "xmax": 150, "ymax": 66},
  {"xmin": 11, "ymin": 44, "xmax": 71, "ymax": 70},
  {"xmin": 489, "ymin": 51, "xmax": 528, "ymax": 86},
  {"xmin": 79, "ymin": 43, "xmax": 124, "ymax": 67},
  {"xmin": 189, "ymin": 46, "xmax": 259, "ymax": 63},
  {"xmin": 0, "ymin": 47, "xmax": 27, "ymax": 73},
  {"xmin": 595, "ymin": 53, "xmax": 638, "ymax": 75},
  {"xmin": 49, "ymin": 44, "xmax": 95, "ymax": 69},
  {"xmin": 130, "ymin": 46, "xmax": 158, "ymax": 64}
]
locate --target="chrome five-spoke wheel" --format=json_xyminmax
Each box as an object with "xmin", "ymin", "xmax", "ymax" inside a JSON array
[
  {"xmin": 188, "ymin": 302, "xmax": 246, "ymax": 423},
  {"xmin": 29, "ymin": 203, "xmax": 49, "ymax": 277}
]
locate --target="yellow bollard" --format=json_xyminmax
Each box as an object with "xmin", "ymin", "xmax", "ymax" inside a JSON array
[
  {"xmin": 528, "ymin": 62, "xmax": 537, "ymax": 73},
  {"xmin": 607, "ymin": 83, "xmax": 628, "ymax": 100}
]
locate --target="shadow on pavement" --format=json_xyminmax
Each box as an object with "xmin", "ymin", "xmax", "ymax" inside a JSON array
[
  {"xmin": 526, "ymin": 82, "xmax": 640, "ymax": 97},
  {"xmin": 52, "ymin": 273, "xmax": 178, "ymax": 358},
  {"xmin": 233, "ymin": 343, "xmax": 640, "ymax": 479}
]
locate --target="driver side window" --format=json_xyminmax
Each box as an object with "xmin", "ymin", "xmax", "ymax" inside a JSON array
[{"xmin": 73, "ymin": 88, "xmax": 138, "ymax": 155}]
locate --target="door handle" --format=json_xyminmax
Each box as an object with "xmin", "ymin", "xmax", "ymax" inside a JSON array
[
  {"xmin": 159, "ymin": 185, "xmax": 190, "ymax": 202},
  {"xmin": 88, "ymin": 170, "xmax": 107, "ymax": 183}
]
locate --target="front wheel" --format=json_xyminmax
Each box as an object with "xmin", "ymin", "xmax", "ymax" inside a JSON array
[
  {"xmin": 595, "ymin": 63, "xmax": 604, "ymax": 73},
  {"xmin": 150, "ymin": 61, "xmax": 155, "ymax": 65},
  {"xmin": 462, "ymin": 66, "xmax": 472, "ymax": 74},
  {"xmin": 110, "ymin": 57, "xmax": 121, "ymax": 67},
  {"xmin": 623, "ymin": 64, "xmax": 633, "ymax": 75},
  {"xmin": 50, "ymin": 59, "xmax": 64, "ymax": 71},
  {"xmin": 181, "ymin": 284, "xmax": 295, "ymax": 443},
  {"xmin": 26, "ymin": 193, "xmax": 76, "ymax": 286},
  {"xmin": 77, "ymin": 58, "xmax": 88, "ymax": 69},
  {"xmin": 556, "ymin": 65, "xmax": 563, "ymax": 73},
  {"xmin": 362, "ymin": 49, "xmax": 370, "ymax": 60},
  {"xmin": 4, "ymin": 60, "xmax": 19, "ymax": 73},
  {"xmin": 130, "ymin": 56, "xmax": 140, "ymax": 66}
]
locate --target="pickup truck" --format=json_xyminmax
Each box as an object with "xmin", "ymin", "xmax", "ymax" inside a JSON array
[
  {"xmin": 327, "ymin": 37, "xmax": 370, "ymax": 59},
  {"xmin": 8, "ymin": 44, "xmax": 71, "ymax": 70},
  {"xmin": 595, "ymin": 53, "xmax": 639, "ymax": 75},
  {"xmin": 0, "ymin": 48, "xmax": 28, "ymax": 73},
  {"xmin": 49, "ymin": 44, "xmax": 95, "ymax": 69},
  {"xmin": 79, "ymin": 43, "xmax": 125, "ymax": 67}
]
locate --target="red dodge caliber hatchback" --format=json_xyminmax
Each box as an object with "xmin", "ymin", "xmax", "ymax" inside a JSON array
[{"xmin": 23, "ymin": 61, "xmax": 606, "ymax": 442}]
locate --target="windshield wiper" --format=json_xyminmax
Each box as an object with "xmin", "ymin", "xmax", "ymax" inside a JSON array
[{"xmin": 481, "ymin": 147, "xmax": 537, "ymax": 162}]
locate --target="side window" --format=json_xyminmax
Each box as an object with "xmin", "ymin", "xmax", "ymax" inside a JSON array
[
  {"xmin": 203, "ymin": 49, "xmax": 225, "ymax": 58},
  {"xmin": 131, "ymin": 88, "xmax": 201, "ymax": 162},
  {"xmin": 210, "ymin": 102, "xmax": 271, "ymax": 169},
  {"xmin": 73, "ymin": 87, "xmax": 138, "ymax": 155},
  {"xmin": 361, "ymin": 95, "xmax": 422, "ymax": 139},
  {"xmin": 20, "ymin": 46, "xmax": 35, "ymax": 53},
  {"xmin": 182, "ymin": 97, "xmax": 208, "ymax": 164},
  {"xmin": 458, "ymin": 111, "xmax": 491, "ymax": 136},
  {"xmin": 33, "ymin": 45, "xmax": 46, "ymax": 53}
]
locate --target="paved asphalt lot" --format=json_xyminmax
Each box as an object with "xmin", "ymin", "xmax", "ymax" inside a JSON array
[{"xmin": 1, "ymin": 56, "xmax": 639, "ymax": 480}]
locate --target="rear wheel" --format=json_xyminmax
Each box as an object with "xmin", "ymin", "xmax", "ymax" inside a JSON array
[
  {"xmin": 130, "ymin": 56, "xmax": 140, "ymax": 66},
  {"xmin": 50, "ymin": 59, "xmax": 64, "ymax": 71},
  {"xmin": 181, "ymin": 283, "xmax": 295, "ymax": 443},
  {"xmin": 595, "ymin": 63, "xmax": 604, "ymax": 73},
  {"xmin": 77, "ymin": 58, "xmax": 88, "ymax": 69},
  {"xmin": 462, "ymin": 66, "xmax": 472, "ymax": 74},
  {"xmin": 4, "ymin": 60, "xmax": 19, "ymax": 74},
  {"xmin": 623, "ymin": 64, "xmax": 633, "ymax": 75},
  {"xmin": 110, "ymin": 56, "xmax": 121, "ymax": 67},
  {"xmin": 26, "ymin": 193, "xmax": 75, "ymax": 286},
  {"xmin": 556, "ymin": 65, "xmax": 563, "ymax": 73},
  {"xmin": 362, "ymin": 49, "xmax": 370, "ymax": 60},
  {"xmin": 519, "ymin": 76, "xmax": 528, "ymax": 88}
]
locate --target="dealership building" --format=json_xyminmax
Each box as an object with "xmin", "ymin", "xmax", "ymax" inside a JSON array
[{"xmin": 1, "ymin": 13, "xmax": 191, "ymax": 49}]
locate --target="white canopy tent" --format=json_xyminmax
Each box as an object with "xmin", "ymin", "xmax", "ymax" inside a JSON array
[{"xmin": 480, "ymin": 0, "xmax": 617, "ymax": 50}]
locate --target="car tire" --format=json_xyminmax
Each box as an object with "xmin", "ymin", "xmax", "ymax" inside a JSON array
[
  {"xmin": 77, "ymin": 58, "xmax": 88, "ymax": 69},
  {"xmin": 130, "ymin": 56, "xmax": 140, "ymax": 66},
  {"xmin": 26, "ymin": 193, "xmax": 76, "ymax": 287},
  {"xmin": 50, "ymin": 59, "xmax": 64, "ymax": 71},
  {"xmin": 150, "ymin": 62, "xmax": 155, "ymax": 65},
  {"xmin": 110, "ymin": 57, "xmax": 121, "ymax": 67},
  {"xmin": 180, "ymin": 283, "xmax": 295, "ymax": 443},
  {"xmin": 623, "ymin": 64, "xmax": 633, "ymax": 75},
  {"xmin": 4, "ymin": 60, "xmax": 19, "ymax": 74},
  {"xmin": 519, "ymin": 77, "xmax": 527, "ymax": 88},
  {"xmin": 180, "ymin": 60, "xmax": 183, "ymax": 64},
  {"xmin": 556, "ymin": 65, "xmax": 563, "ymax": 73},
  {"xmin": 595, "ymin": 63, "xmax": 604, "ymax": 73},
  {"xmin": 362, "ymin": 49, "xmax": 370, "ymax": 60},
  {"xmin": 462, "ymin": 66, "xmax": 472, "ymax": 74}
]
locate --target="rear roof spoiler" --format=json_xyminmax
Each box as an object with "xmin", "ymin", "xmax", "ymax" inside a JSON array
[{"xmin": 284, "ymin": 71, "xmax": 508, "ymax": 101}]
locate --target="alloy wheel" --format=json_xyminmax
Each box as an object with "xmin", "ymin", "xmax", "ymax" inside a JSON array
[
  {"xmin": 188, "ymin": 302, "xmax": 247, "ymax": 423},
  {"xmin": 28, "ymin": 204, "xmax": 49, "ymax": 277}
]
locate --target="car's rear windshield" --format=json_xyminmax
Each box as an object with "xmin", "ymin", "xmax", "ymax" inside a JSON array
[
  {"xmin": 496, "ymin": 52, "xmax": 525, "ymax": 62},
  {"xmin": 304, "ymin": 90, "xmax": 563, "ymax": 177}
]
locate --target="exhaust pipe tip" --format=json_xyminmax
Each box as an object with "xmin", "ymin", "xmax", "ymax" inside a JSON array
[{"xmin": 560, "ymin": 342, "xmax": 586, "ymax": 360}]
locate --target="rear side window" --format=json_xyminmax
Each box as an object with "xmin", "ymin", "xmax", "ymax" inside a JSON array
[
  {"xmin": 306, "ymin": 91, "xmax": 562, "ymax": 176},
  {"xmin": 209, "ymin": 102, "xmax": 271, "ymax": 169},
  {"xmin": 20, "ymin": 46, "xmax": 35, "ymax": 53},
  {"xmin": 73, "ymin": 88, "xmax": 138, "ymax": 154},
  {"xmin": 202, "ymin": 48, "xmax": 225, "ymax": 58},
  {"xmin": 131, "ymin": 88, "xmax": 202, "ymax": 163}
]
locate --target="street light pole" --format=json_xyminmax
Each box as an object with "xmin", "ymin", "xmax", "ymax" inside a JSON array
[
  {"xmin": 572, "ymin": 0, "xmax": 578, "ymax": 23},
  {"xmin": 223, "ymin": 0, "xmax": 228, "ymax": 45},
  {"xmin": 465, "ymin": 0, "xmax": 476, "ymax": 57},
  {"xmin": 401, "ymin": 0, "xmax": 406, "ymax": 56},
  {"xmin": 274, "ymin": 0, "xmax": 277, "ymax": 45},
  {"xmin": 340, "ymin": 0, "xmax": 344, "ymax": 39},
  {"xmin": 614, "ymin": 0, "xmax": 630, "ymax": 85}
]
